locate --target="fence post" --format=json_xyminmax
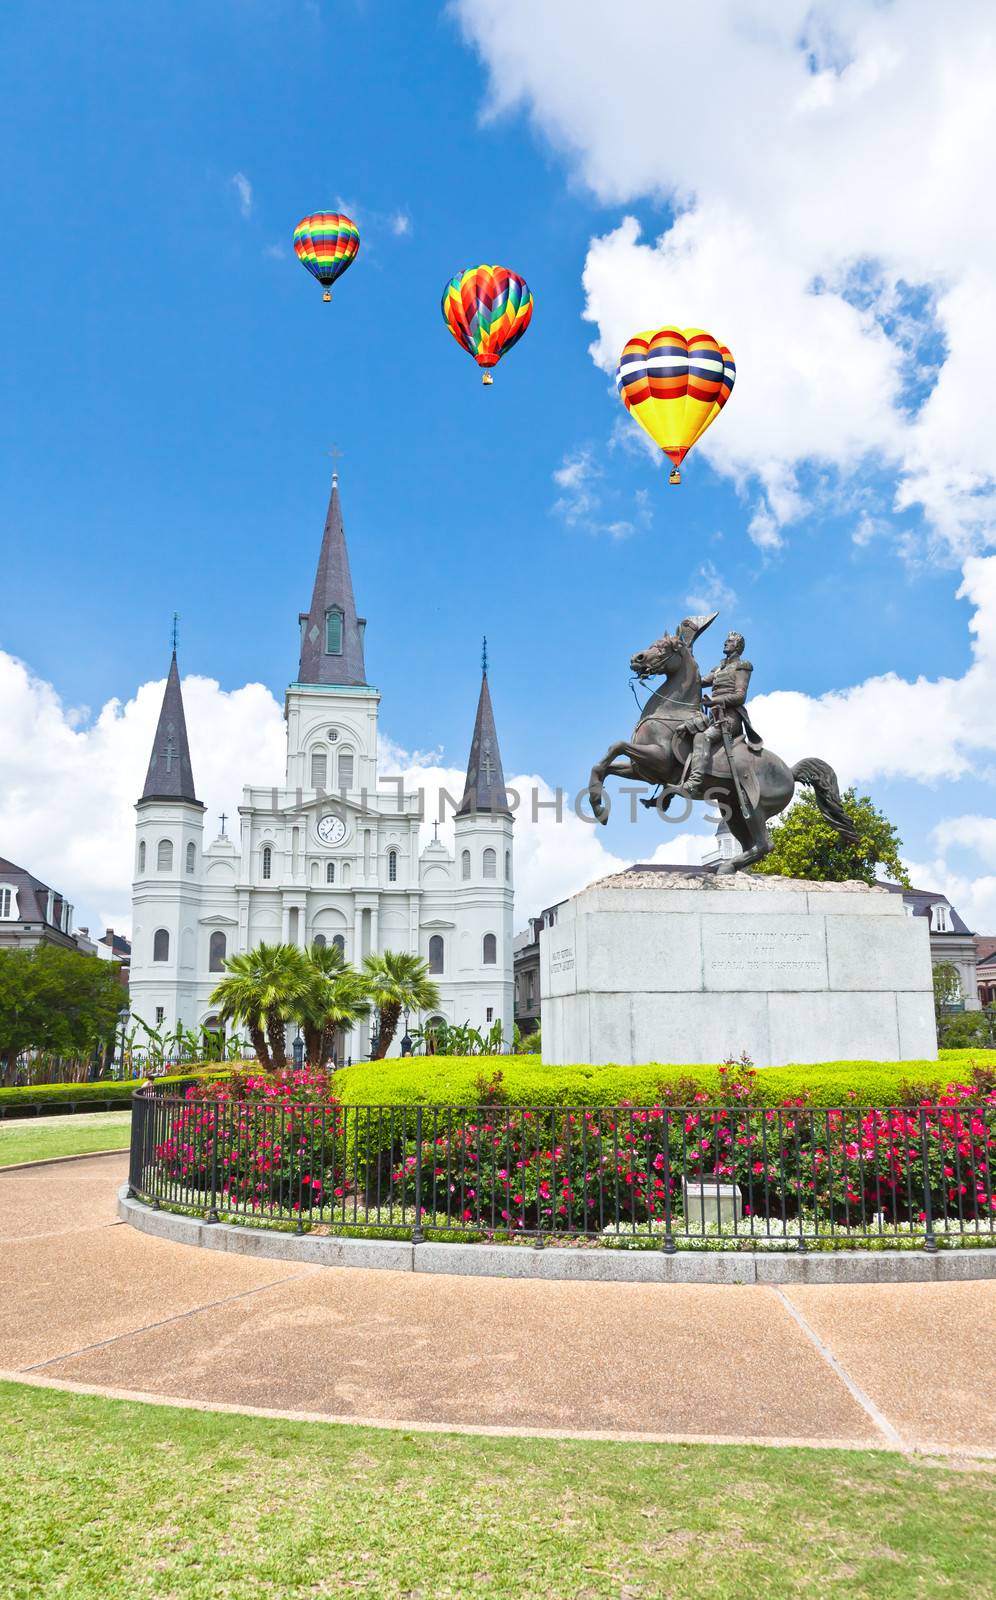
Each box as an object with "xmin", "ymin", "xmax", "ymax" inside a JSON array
[
  {"xmin": 661, "ymin": 1109, "xmax": 676, "ymax": 1255},
  {"xmin": 920, "ymin": 1105, "xmax": 938, "ymax": 1253},
  {"xmin": 412, "ymin": 1105, "xmax": 424, "ymax": 1244},
  {"xmin": 127, "ymin": 1093, "xmax": 142, "ymax": 1198},
  {"xmin": 206, "ymin": 1101, "xmax": 220, "ymax": 1224}
]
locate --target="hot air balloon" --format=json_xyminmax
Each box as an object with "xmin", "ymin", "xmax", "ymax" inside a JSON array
[
  {"xmin": 293, "ymin": 212, "xmax": 360, "ymax": 302},
  {"xmin": 441, "ymin": 265, "xmax": 533, "ymax": 384},
  {"xmin": 616, "ymin": 327, "xmax": 735, "ymax": 483}
]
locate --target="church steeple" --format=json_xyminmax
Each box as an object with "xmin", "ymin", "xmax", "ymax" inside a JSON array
[
  {"xmin": 297, "ymin": 472, "xmax": 367, "ymax": 687},
  {"xmin": 141, "ymin": 650, "xmax": 200, "ymax": 804},
  {"xmin": 457, "ymin": 639, "xmax": 510, "ymax": 816}
]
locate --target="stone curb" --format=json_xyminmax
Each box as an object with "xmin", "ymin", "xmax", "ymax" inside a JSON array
[
  {"xmin": 0, "ymin": 1148, "xmax": 131, "ymax": 1174},
  {"xmin": 117, "ymin": 1187, "xmax": 996, "ymax": 1284}
]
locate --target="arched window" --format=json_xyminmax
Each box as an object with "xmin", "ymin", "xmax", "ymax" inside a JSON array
[
  {"xmin": 461, "ymin": 849, "xmax": 471, "ymax": 881},
  {"xmin": 313, "ymin": 933, "xmax": 327, "ymax": 948},
  {"xmin": 261, "ymin": 845, "xmax": 272, "ymax": 881},
  {"xmin": 483, "ymin": 933, "xmax": 497, "ymax": 965},
  {"xmin": 326, "ymin": 861, "xmax": 335, "ymax": 884},
  {"xmin": 209, "ymin": 931, "xmax": 227, "ymax": 972},
  {"xmin": 153, "ymin": 928, "xmax": 170, "ymax": 963},
  {"xmin": 186, "ymin": 841, "xmax": 196, "ymax": 874},
  {"xmin": 387, "ymin": 848, "xmax": 398, "ymax": 882},
  {"xmin": 138, "ymin": 841, "xmax": 146, "ymax": 872},
  {"xmin": 338, "ymin": 750, "xmax": 354, "ymax": 790},
  {"xmin": 428, "ymin": 934, "xmax": 444, "ymax": 974},
  {"xmin": 325, "ymin": 607, "xmax": 343, "ymax": 654},
  {"xmin": 311, "ymin": 749, "xmax": 328, "ymax": 788},
  {"xmin": 157, "ymin": 839, "xmax": 173, "ymax": 872},
  {"xmin": 483, "ymin": 848, "xmax": 497, "ymax": 879},
  {"xmin": 332, "ymin": 934, "xmax": 345, "ymax": 957},
  {"xmin": 505, "ymin": 850, "xmax": 511, "ymax": 882}
]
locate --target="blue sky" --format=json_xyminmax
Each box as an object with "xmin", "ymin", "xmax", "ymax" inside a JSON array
[{"xmin": 2, "ymin": 0, "xmax": 996, "ymax": 931}]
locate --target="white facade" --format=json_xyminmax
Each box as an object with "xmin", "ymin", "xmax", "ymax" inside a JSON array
[{"xmin": 130, "ymin": 484, "xmax": 514, "ymax": 1061}]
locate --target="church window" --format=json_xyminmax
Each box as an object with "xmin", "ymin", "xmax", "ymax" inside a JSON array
[
  {"xmin": 332, "ymin": 933, "xmax": 345, "ymax": 957},
  {"xmin": 505, "ymin": 850, "xmax": 510, "ymax": 882},
  {"xmin": 138, "ymin": 841, "xmax": 146, "ymax": 872},
  {"xmin": 338, "ymin": 750, "xmax": 354, "ymax": 789},
  {"xmin": 325, "ymin": 608, "xmax": 344, "ymax": 655},
  {"xmin": 461, "ymin": 849, "xmax": 471, "ymax": 881},
  {"xmin": 186, "ymin": 842, "xmax": 196, "ymax": 874},
  {"xmin": 483, "ymin": 933, "xmax": 497, "ymax": 965},
  {"xmin": 311, "ymin": 749, "xmax": 328, "ymax": 788},
  {"xmin": 314, "ymin": 933, "xmax": 327, "ymax": 948},
  {"xmin": 326, "ymin": 861, "xmax": 335, "ymax": 884},
  {"xmin": 262, "ymin": 845, "xmax": 272, "ymax": 880},
  {"xmin": 157, "ymin": 839, "xmax": 173, "ymax": 872},
  {"xmin": 388, "ymin": 849, "xmax": 397, "ymax": 882},
  {"xmin": 209, "ymin": 931, "xmax": 227, "ymax": 971},
  {"xmin": 155, "ymin": 1006, "xmax": 165, "ymax": 1025},
  {"xmin": 153, "ymin": 928, "xmax": 170, "ymax": 962},
  {"xmin": 486, "ymin": 1007, "xmax": 494, "ymax": 1024},
  {"xmin": 483, "ymin": 848, "xmax": 497, "ymax": 879},
  {"xmin": 428, "ymin": 934, "xmax": 444, "ymax": 974}
]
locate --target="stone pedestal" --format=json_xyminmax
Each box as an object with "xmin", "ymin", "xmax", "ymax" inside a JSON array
[{"xmin": 539, "ymin": 872, "xmax": 937, "ymax": 1066}]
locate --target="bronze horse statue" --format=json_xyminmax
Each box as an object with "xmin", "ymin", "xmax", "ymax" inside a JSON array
[{"xmin": 587, "ymin": 612, "xmax": 857, "ymax": 874}]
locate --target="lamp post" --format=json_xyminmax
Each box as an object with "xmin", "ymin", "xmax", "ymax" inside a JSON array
[
  {"xmin": 292, "ymin": 1028, "xmax": 304, "ymax": 1071},
  {"xmin": 400, "ymin": 1005, "xmax": 413, "ymax": 1058},
  {"xmin": 368, "ymin": 1007, "xmax": 380, "ymax": 1061}
]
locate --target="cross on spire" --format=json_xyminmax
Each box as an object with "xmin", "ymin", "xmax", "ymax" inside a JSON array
[
  {"xmin": 326, "ymin": 444, "xmax": 344, "ymax": 485},
  {"xmin": 481, "ymin": 635, "xmax": 488, "ymax": 675},
  {"xmin": 171, "ymin": 612, "xmax": 179, "ymax": 654}
]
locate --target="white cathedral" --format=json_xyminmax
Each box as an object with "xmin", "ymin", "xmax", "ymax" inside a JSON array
[{"xmin": 129, "ymin": 473, "xmax": 514, "ymax": 1060}]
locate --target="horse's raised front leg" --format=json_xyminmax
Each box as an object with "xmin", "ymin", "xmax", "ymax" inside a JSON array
[{"xmin": 588, "ymin": 740, "xmax": 671, "ymax": 824}]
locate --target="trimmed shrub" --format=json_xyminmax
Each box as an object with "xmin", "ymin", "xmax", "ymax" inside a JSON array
[{"xmin": 0, "ymin": 1064, "xmax": 240, "ymax": 1116}]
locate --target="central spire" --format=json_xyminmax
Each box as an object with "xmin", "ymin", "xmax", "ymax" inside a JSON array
[
  {"xmin": 457, "ymin": 642, "xmax": 510, "ymax": 816},
  {"xmin": 297, "ymin": 473, "xmax": 367, "ymax": 686}
]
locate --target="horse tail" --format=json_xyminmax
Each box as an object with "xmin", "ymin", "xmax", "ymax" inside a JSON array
[{"xmin": 792, "ymin": 758, "xmax": 858, "ymax": 842}]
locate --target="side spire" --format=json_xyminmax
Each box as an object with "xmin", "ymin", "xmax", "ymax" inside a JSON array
[
  {"xmin": 457, "ymin": 644, "xmax": 510, "ymax": 816},
  {"xmin": 297, "ymin": 472, "xmax": 367, "ymax": 686},
  {"xmin": 141, "ymin": 646, "xmax": 200, "ymax": 803}
]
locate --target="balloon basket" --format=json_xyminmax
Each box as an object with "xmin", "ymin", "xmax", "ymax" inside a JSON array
[
  {"xmin": 482, "ymin": 372, "xmax": 494, "ymax": 385},
  {"xmin": 668, "ymin": 467, "xmax": 682, "ymax": 486},
  {"xmin": 322, "ymin": 290, "xmax": 331, "ymax": 302}
]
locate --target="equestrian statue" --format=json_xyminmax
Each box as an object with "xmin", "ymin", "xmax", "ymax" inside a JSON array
[{"xmin": 587, "ymin": 611, "xmax": 857, "ymax": 875}]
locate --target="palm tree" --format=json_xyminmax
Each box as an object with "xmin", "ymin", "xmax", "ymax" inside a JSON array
[
  {"xmin": 362, "ymin": 949, "xmax": 441, "ymax": 1060},
  {"xmin": 209, "ymin": 942, "xmax": 309, "ymax": 1070},
  {"xmin": 297, "ymin": 942, "xmax": 370, "ymax": 1068}
]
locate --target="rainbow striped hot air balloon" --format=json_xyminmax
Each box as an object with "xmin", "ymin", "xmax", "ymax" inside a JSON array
[
  {"xmin": 616, "ymin": 327, "xmax": 735, "ymax": 483},
  {"xmin": 293, "ymin": 212, "xmax": 360, "ymax": 302},
  {"xmin": 441, "ymin": 265, "xmax": 533, "ymax": 384}
]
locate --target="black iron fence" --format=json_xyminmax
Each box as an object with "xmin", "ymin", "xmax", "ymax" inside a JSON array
[{"xmin": 129, "ymin": 1090, "xmax": 996, "ymax": 1251}]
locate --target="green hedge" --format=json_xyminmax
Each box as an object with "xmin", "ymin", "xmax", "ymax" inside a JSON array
[
  {"xmin": 0, "ymin": 1064, "xmax": 240, "ymax": 1116},
  {"xmin": 336, "ymin": 1048, "xmax": 992, "ymax": 1112}
]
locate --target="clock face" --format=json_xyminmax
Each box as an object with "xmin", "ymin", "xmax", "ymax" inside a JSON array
[{"xmin": 316, "ymin": 813, "xmax": 347, "ymax": 847}]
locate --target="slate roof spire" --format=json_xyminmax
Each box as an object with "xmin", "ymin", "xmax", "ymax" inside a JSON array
[
  {"xmin": 297, "ymin": 471, "xmax": 367, "ymax": 686},
  {"xmin": 457, "ymin": 641, "xmax": 510, "ymax": 816},
  {"xmin": 141, "ymin": 650, "xmax": 200, "ymax": 803}
]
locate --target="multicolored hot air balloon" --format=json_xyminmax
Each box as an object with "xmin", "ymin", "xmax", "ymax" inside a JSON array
[
  {"xmin": 616, "ymin": 327, "xmax": 735, "ymax": 483},
  {"xmin": 293, "ymin": 212, "xmax": 360, "ymax": 302},
  {"xmin": 441, "ymin": 265, "xmax": 533, "ymax": 384}
]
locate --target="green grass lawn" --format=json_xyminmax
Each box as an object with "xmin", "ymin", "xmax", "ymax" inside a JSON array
[
  {"xmin": 0, "ymin": 1110, "xmax": 131, "ymax": 1167},
  {"xmin": 1, "ymin": 1383, "xmax": 993, "ymax": 1599}
]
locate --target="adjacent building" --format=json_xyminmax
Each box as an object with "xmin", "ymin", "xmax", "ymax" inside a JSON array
[
  {"xmin": 129, "ymin": 473, "xmax": 514, "ymax": 1059},
  {"xmin": 0, "ymin": 857, "xmax": 83, "ymax": 951},
  {"xmin": 976, "ymin": 937, "xmax": 996, "ymax": 1009},
  {"xmin": 513, "ymin": 900, "xmax": 565, "ymax": 1039}
]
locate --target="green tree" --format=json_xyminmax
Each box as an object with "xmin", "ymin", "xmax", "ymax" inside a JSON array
[
  {"xmin": 296, "ymin": 942, "xmax": 370, "ymax": 1069},
  {"xmin": 0, "ymin": 946, "xmax": 124, "ymax": 1087},
  {"xmin": 362, "ymin": 950, "xmax": 441, "ymax": 1060},
  {"xmin": 753, "ymin": 789, "xmax": 910, "ymax": 886},
  {"xmin": 209, "ymin": 942, "xmax": 309, "ymax": 1070}
]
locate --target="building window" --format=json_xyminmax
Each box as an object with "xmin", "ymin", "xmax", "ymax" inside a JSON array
[
  {"xmin": 526, "ymin": 971, "xmax": 535, "ymax": 1004},
  {"xmin": 483, "ymin": 933, "xmax": 497, "ymax": 965},
  {"xmin": 311, "ymin": 749, "xmax": 328, "ymax": 788},
  {"xmin": 387, "ymin": 848, "xmax": 397, "ymax": 882},
  {"xmin": 262, "ymin": 845, "xmax": 272, "ymax": 880},
  {"xmin": 0, "ymin": 886, "xmax": 14, "ymax": 919},
  {"xmin": 314, "ymin": 933, "xmax": 327, "ymax": 948},
  {"xmin": 514, "ymin": 975, "xmax": 520, "ymax": 1003},
  {"xmin": 338, "ymin": 750, "xmax": 354, "ymax": 790},
  {"xmin": 461, "ymin": 849, "xmax": 471, "ymax": 881},
  {"xmin": 325, "ymin": 608, "xmax": 343, "ymax": 655},
  {"xmin": 156, "ymin": 839, "xmax": 173, "ymax": 872},
  {"xmin": 332, "ymin": 933, "xmax": 345, "ymax": 957},
  {"xmin": 930, "ymin": 902, "xmax": 953, "ymax": 933},
  {"xmin": 138, "ymin": 841, "xmax": 146, "ymax": 873},
  {"xmin": 505, "ymin": 850, "xmax": 510, "ymax": 882},
  {"xmin": 326, "ymin": 861, "xmax": 335, "ymax": 884},
  {"xmin": 153, "ymin": 928, "xmax": 170, "ymax": 963},
  {"xmin": 428, "ymin": 934, "xmax": 444, "ymax": 974},
  {"xmin": 209, "ymin": 931, "xmax": 227, "ymax": 972},
  {"xmin": 155, "ymin": 1006, "xmax": 165, "ymax": 1025},
  {"xmin": 483, "ymin": 848, "xmax": 497, "ymax": 879},
  {"xmin": 186, "ymin": 841, "xmax": 196, "ymax": 874},
  {"xmin": 486, "ymin": 1006, "xmax": 494, "ymax": 1024}
]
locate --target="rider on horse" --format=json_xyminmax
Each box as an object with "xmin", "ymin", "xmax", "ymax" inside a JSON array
[{"xmin": 682, "ymin": 630, "xmax": 763, "ymax": 806}]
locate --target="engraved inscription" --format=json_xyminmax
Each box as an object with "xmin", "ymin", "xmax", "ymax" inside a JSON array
[
  {"xmin": 704, "ymin": 927, "xmax": 824, "ymax": 981},
  {"xmin": 550, "ymin": 946, "xmax": 575, "ymax": 976}
]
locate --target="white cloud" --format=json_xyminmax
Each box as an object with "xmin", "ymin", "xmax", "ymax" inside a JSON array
[
  {"xmin": 686, "ymin": 560, "xmax": 736, "ymax": 615},
  {"xmin": 230, "ymin": 171, "xmax": 253, "ymax": 219},
  {"xmin": 389, "ymin": 209, "xmax": 412, "ymax": 237},
  {"xmin": 454, "ymin": 0, "xmax": 996, "ymax": 553},
  {"xmin": 551, "ymin": 447, "xmax": 647, "ymax": 540},
  {"xmin": 903, "ymin": 857, "xmax": 996, "ymax": 937}
]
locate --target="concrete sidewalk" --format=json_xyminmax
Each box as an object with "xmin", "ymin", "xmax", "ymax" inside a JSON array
[{"xmin": 2, "ymin": 1155, "xmax": 994, "ymax": 1456}]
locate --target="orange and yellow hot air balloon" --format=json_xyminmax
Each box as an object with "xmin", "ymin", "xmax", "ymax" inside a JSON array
[{"xmin": 616, "ymin": 327, "xmax": 735, "ymax": 483}]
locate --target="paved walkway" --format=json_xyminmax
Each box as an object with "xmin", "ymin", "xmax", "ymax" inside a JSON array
[{"xmin": 2, "ymin": 1154, "xmax": 995, "ymax": 1456}]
